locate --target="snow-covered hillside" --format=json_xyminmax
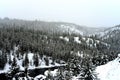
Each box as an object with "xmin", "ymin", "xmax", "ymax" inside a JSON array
[
  {"xmin": 97, "ymin": 25, "xmax": 120, "ymax": 39},
  {"xmin": 59, "ymin": 36, "xmax": 110, "ymax": 49},
  {"xmin": 95, "ymin": 54, "xmax": 120, "ymax": 80}
]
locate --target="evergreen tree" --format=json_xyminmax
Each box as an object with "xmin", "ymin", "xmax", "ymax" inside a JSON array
[
  {"xmin": 33, "ymin": 54, "xmax": 39, "ymax": 67},
  {"xmin": 23, "ymin": 53, "xmax": 29, "ymax": 67},
  {"xmin": 8, "ymin": 54, "xmax": 12, "ymax": 65},
  {"xmin": 44, "ymin": 57, "xmax": 49, "ymax": 66},
  {"xmin": 0, "ymin": 51, "xmax": 7, "ymax": 69},
  {"xmin": 12, "ymin": 57, "xmax": 17, "ymax": 67}
]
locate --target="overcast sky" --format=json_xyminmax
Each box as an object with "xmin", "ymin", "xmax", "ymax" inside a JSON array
[{"xmin": 0, "ymin": 0, "xmax": 120, "ymax": 27}]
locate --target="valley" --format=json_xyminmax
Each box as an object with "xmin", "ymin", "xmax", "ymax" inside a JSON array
[{"xmin": 0, "ymin": 18, "xmax": 119, "ymax": 80}]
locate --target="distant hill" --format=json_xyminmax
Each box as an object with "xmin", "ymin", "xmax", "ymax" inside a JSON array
[
  {"xmin": 0, "ymin": 18, "xmax": 104, "ymax": 36},
  {"xmin": 99, "ymin": 25, "xmax": 120, "ymax": 51}
]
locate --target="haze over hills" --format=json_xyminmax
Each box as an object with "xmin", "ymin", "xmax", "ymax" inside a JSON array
[
  {"xmin": 0, "ymin": 17, "xmax": 119, "ymax": 52},
  {"xmin": 0, "ymin": 18, "xmax": 105, "ymax": 36}
]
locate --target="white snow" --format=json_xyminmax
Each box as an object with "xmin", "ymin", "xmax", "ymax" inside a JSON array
[
  {"xmin": 18, "ymin": 77, "xmax": 27, "ymax": 80},
  {"xmin": 28, "ymin": 52, "xmax": 34, "ymax": 63},
  {"xmin": 72, "ymin": 76, "xmax": 80, "ymax": 80},
  {"xmin": 59, "ymin": 36, "xmax": 69, "ymax": 42},
  {"xmin": 76, "ymin": 51, "xmax": 81, "ymax": 57},
  {"xmin": 118, "ymin": 54, "xmax": 120, "ymax": 58},
  {"xmin": 59, "ymin": 36, "xmax": 63, "ymax": 39},
  {"xmin": 95, "ymin": 54, "xmax": 120, "ymax": 80},
  {"xmin": 14, "ymin": 46, "xmax": 19, "ymax": 51},
  {"xmin": 27, "ymin": 52, "xmax": 35, "ymax": 67},
  {"xmin": 10, "ymin": 52, "xmax": 14, "ymax": 61},
  {"xmin": 82, "ymin": 37, "xmax": 86, "ymax": 41},
  {"xmin": 95, "ymin": 40, "xmax": 100, "ymax": 44},
  {"xmin": 86, "ymin": 38, "xmax": 93, "ymax": 44},
  {"xmin": 64, "ymin": 37, "xmax": 69, "ymax": 42},
  {"xmin": 16, "ymin": 59, "xmax": 24, "ymax": 71},
  {"xmin": 74, "ymin": 37, "xmax": 81, "ymax": 44},
  {"xmin": 50, "ymin": 69, "xmax": 58, "ymax": 77},
  {"xmin": 44, "ymin": 69, "xmax": 58, "ymax": 77}
]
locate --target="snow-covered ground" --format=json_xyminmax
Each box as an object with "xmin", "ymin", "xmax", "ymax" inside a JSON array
[
  {"xmin": 95, "ymin": 54, "xmax": 120, "ymax": 80},
  {"xmin": 0, "ymin": 46, "xmax": 66, "ymax": 74}
]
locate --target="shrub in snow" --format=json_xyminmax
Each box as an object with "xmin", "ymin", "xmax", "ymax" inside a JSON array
[{"xmin": 118, "ymin": 54, "xmax": 120, "ymax": 58}]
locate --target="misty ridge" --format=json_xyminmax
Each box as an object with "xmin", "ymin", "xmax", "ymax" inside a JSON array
[
  {"xmin": 0, "ymin": 18, "xmax": 106, "ymax": 36},
  {"xmin": 0, "ymin": 17, "xmax": 120, "ymax": 80}
]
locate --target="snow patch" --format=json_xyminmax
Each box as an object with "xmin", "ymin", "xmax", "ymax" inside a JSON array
[
  {"xmin": 64, "ymin": 37, "xmax": 69, "ymax": 42},
  {"xmin": 59, "ymin": 36, "xmax": 69, "ymax": 42},
  {"xmin": 74, "ymin": 37, "xmax": 81, "ymax": 44}
]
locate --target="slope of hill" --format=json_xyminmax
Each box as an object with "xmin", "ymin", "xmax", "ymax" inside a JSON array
[
  {"xmin": 100, "ymin": 25, "xmax": 120, "ymax": 39},
  {"xmin": 95, "ymin": 54, "xmax": 120, "ymax": 80},
  {"xmin": 99, "ymin": 25, "xmax": 120, "ymax": 51}
]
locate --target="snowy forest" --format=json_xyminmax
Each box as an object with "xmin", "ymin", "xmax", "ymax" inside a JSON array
[{"xmin": 0, "ymin": 18, "xmax": 119, "ymax": 80}]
